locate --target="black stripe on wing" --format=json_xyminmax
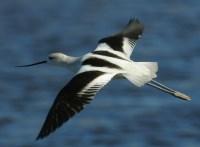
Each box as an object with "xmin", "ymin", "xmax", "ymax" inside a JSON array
[
  {"xmin": 99, "ymin": 35, "xmax": 124, "ymax": 53},
  {"xmin": 92, "ymin": 50, "xmax": 128, "ymax": 61},
  {"xmin": 36, "ymin": 71, "xmax": 107, "ymax": 140},
  {"xmin": 98, "ymin": 18, "xmax": 144, "ymax": 54},
  {"xmin": 82, "ymin": 57, "xmax": 122, "ymax": 69}
]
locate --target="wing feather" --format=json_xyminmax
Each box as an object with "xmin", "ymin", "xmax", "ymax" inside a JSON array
[
  {"xmin": 36, "ymin": 70, "xmax": 115, "ymax": 139},
  {"xmin": 97, "ymin": 18, "xmax": 144, "ymax": 58}
]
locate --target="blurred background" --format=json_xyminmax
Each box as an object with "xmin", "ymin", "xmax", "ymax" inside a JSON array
[{"xmin": 0, "ymin": 0, "xmax": 199, "ymax": 146}]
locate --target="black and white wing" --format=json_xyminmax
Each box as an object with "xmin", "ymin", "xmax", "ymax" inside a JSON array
[
  {"xmin": 36, "ymin": 18, "xmax": 143, "ymax": 140},
  {"xmin": 36, "ymin": 70, "xmax": 116, "ymax": 139},
  {"xmin": 95, "ymin": 18, "xmax": 144, "ymax": 58}
]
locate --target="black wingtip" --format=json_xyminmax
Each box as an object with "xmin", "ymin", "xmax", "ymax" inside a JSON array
[
  {"xmin": 36, "ymin": 136, "xmax": 40, "ymax": 141},
  {"xmin": 35, "ymin": 127, "xmax": 50, "ymax": 140},
  {"xmin": 36, "ymin": 134, "xmax": 43, "ymax": 141},
  {"xmin": 35, "ymin": 123, "xmax": 50, "ymax": 141},
  {"xmin": 122, "ymin": 17, "xmax": 144, "ymax": 40},
  {"xmin": 36, "ymin": 131, "xmax": 47, "ymax": 141},
  {"xmin": 36, "ymin": 132, "xmax": 42, "ymax": 140},
  {"xmin": 127, "ymin": 17, "xmax": 140, "ymax": 25}
]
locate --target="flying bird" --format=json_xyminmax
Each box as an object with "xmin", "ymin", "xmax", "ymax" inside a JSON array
[{"xmin": 17, "ymin": 18, "xmax": 191, "ymax": 140}]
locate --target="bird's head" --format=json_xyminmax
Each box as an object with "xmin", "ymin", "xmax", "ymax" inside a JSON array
[
  {"xmin": 16, "ymin": 52, "xmax": 79, "ymax": 67},
  {"xmin": 48, "ymin": 52, "xmax": 69, "ymax": 64}
]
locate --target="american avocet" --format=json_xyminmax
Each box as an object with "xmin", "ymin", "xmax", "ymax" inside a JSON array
[{"xmin": 17, "ymin": 18, "xmax": 191, "ymax": 140}]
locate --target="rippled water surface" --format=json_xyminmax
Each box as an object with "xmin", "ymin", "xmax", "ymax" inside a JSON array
[{"xmin": 0, "ymin": 0, "xmax": 199, "ymax": 146}]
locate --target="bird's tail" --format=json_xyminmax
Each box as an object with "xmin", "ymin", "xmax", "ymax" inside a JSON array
[
  {"xmin": 136, "ymin": 62, "xmax": 158, "ymax": 78},
  {"xmin": 123, "ymin": 62, "xmax": 158, "ymax": 87}
]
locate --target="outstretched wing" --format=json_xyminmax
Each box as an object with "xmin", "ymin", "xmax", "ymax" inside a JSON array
[
  {"xmin": 95, "ymin": 18, "xmax": 144, "ymax": 58},
  {"xmin": 36, "ymin": 70, "xmax": 116, "ymax": 139}
]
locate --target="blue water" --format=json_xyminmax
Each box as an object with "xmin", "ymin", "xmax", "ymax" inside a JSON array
[{"xmin": 0, "ymin": 0, "xmax": 199, "ymax": 146}]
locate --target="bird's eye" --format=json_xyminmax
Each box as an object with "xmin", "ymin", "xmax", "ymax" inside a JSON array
[{"xmin": 48, "ymin": 56, "xmax": 55, "ymax": 60}]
